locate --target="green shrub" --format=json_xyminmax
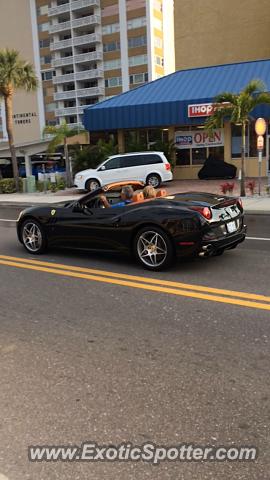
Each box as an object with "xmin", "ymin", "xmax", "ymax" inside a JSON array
[{"xmin": 0, "ymin": 178, "xmax": 23, "ymax": 194}]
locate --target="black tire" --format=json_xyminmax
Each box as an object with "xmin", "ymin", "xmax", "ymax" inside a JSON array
[
  {"xmin": 133, "ymin": 226, "xmax": 174, "ymax": 271},
  {"xmin": 146, "ymin": 173, "xmax": 161, "ymax": 188},
  {"xmin": 20, "ymin": 219, "xmax": 47, "ymax": 254},
  {"xmin": 85, "ymin": 178, "xmax": 100, "ymax": 192}
]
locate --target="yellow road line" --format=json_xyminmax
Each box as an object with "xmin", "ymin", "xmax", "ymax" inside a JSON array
[
  {"xmin": 0, "ymin": 254, "xmax": 270, "ymax": 303},
  {"xmin": 0, "ymin": 258, "xmax": 270, "ymax": 311}
]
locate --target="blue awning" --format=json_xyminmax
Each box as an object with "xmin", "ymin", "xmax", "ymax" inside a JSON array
[{"xmin": 83, "ymin": 59, "xmax": 270, "ymax": 131}]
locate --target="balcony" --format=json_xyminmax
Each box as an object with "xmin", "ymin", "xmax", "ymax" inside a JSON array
[
  {"xmin": 53, "ymin": 68, "xmax": 104, "ymax": 85},
  {"xmin": 49, "ymin": 20, "xmax": 71, "ymax": 34},
  {"xmin": 52, "ymin": 50, "xmax": 102, "ymax": 68},
  {"xmin": 55, "ymin": 106, "xmax": 85, "ymax": 116},
  {"xmin": 53, "ymin": 72, "xmax": 75, "ymax": 84},
  {"xmin": 51, "ymin": 38, "xmax": 73, "ymax": 51},
  {"xmin": 50, "ymin": 33, "xmax": 101, "ymax": 52},
  {"xmin": 48, "ymin": 0, "xmax": 100, "ymax": 17},
  {"xmin": 73, "ymin": 33, "xmax": 101, "ymax": 47},
  {"xmin": 72, "ymin": 15, "xmax": 100, "ymax": 28},
  {"xmin": 54, "ymin": 90, "xmax": 77, "ymax": 100},
  {"xmin": 77, "ymin": 86, "xmax": 104, "ymax": 97}
]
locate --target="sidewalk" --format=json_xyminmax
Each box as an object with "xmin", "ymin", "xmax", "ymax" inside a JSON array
[{"xmin": 0, "ymin": 180, "xmax": 270, "ymax": 214}]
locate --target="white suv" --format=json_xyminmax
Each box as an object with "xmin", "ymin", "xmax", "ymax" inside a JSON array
[{"xmin": 74, "ymin": 151, "xmax": 173, "ymax": 191}]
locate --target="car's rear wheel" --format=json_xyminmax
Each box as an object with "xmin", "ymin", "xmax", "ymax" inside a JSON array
[
  {"xmin": 21, "ymin": 219, "xmax": 47, "ymax": 254},
  {"xmin": 85, "ymin": 178, "xmax": 100, "ymax": 191},
  {"xmin": 146, "ymin": 173, "xmax": 161, "ymax": 188},
  {"xmin": 134, "ymin": 226, "xmax": 174, "ymax": 270}
]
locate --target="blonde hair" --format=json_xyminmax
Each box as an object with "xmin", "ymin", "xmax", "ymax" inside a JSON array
[{"xmin": 143, "ymin": 185, "xmax": 156, "ymax": 199}]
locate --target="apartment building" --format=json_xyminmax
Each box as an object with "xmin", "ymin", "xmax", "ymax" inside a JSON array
[
  {"xmin": 174, "ymin": 0, "xmax": 270, "ymax": 71},
  {"xmin": 0, "ymin": 0, "xmax": 174, "ymax": 143}
]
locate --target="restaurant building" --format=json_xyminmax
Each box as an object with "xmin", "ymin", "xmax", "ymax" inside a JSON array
[{"xmin": 83, "ymin": 59, "xmax": 270, "ymax": 179}]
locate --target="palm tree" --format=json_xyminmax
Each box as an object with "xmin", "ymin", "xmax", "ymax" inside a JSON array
[
  {"xmin": 0, "ymin": 48, "xmax": 38, "ymax": 192},
  {"xmin": 44, "ymin": 121, "xmax": 86, "ymax": 188},
  {"xmin": 205, "ymin": 79, "xmax": 270, "ymax": 196}
]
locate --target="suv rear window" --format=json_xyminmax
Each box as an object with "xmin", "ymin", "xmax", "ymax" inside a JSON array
[{"xmin": 120, "ymin": 154, "xmax": 163, "ymax": 167}]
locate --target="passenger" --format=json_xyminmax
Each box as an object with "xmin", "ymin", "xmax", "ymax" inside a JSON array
[
  {"xmin": 100, "ymin": 185, "xmax": 134, "ymax": 208},
  {"xmin": 143, "ymin": 185, "xmax": 156, "ymax": 199}
]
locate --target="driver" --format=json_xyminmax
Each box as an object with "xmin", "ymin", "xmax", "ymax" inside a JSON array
[{"xmin": 100, "ymin": 185, "xmax": 134, "ymax": 208}]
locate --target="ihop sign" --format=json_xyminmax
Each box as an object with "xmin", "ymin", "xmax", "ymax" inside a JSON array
[{"xmin": 188, "ymin": 103, "xmax": 214, "ymax": 118}]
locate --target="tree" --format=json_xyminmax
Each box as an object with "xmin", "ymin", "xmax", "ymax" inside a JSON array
[
  {"xmin": 0, "ymin": 48, "xmax": 38, "ymax": 191},
  {"xmin": 43, "ymin": 121, "xmax": 86, "ymax": 187},
  {"xmin": 205, "ymin": 79, "xmax": 270, "ymax": 196}
]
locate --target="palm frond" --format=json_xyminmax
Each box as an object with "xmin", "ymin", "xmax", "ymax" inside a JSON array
[
  {"xmin": 214, "ymin": 92, "xmax": 238, "ymax": 105},
  {"xmin": 242, "ymin": 79, "xmax": 266, "ymax": 96}
]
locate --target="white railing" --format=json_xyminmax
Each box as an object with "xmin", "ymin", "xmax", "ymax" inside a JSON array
[
  {"xmin": 52, "ymin": 56, "xmax": 74, "ymax": 68},
  {"xmin": 49, "ymin": 20, "xmax": 71, "ymax": 34},
  {"xmin": 75, "ymin": 69, "xmax": 104, "ymax": 80},
  {"xmin": 71, "ymin": 0, "xmax": 100, "ymax": 11},
  {"xmin": 73, "ymin": 49, "xmax": 103, "ymax": 63},
  {"xmin": 53, "ymin": 73, "xmax": 75, "ymax": 84},
  {"xmin": 73, "ymin": 33, "xmax": 101, "ymax": 47},
  {"xmin": 76, "ymin": 86, "xmax": 105, "ymax": 97},
  {"xmin": 72, "ymin": 15, "xmax": 100, "ymax": 29},
  {"xmin": 48, "ymin": 3, "xmax": 70, "ymax": 16},
  {"xmin": 51, "ymin": 38, "xmax": 73, "ymax": 50},
  {"xmin": 56, "ymin": 106, "xmax": 86, "ymax": 116},
  {"xmin": 48, "ymin": 0, "xmax": 100, "ymax": 16},
  {"xmin": 54, "ymin": 90, "xmax": 77, "ymax": 100}
]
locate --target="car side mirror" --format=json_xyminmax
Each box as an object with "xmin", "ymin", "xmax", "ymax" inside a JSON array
[{"xmin": 100, "ymin": 165, "xmax": 105, "ymax": 171}]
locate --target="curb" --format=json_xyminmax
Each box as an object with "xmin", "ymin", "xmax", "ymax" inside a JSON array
[{"xmin": 0, "ymin": 220, "xmax": 16, "ymax": 227}]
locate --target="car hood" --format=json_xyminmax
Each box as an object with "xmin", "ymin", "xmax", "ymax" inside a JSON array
[{"xmin": 75, "ymin": 168, "xmax": 97, "ymax": 176}]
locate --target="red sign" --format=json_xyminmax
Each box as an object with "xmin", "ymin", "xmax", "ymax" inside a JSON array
[{"xmin": 188, "ymin": 103, "xmax": 214, "ymax": 118}]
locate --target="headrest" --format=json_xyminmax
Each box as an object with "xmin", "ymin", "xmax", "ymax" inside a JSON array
[
  {"xmin": 132, "ymin": 192, "xmax": 144, "ymax": 203},
  {"xmin": 156, "ymin": 189, "xmax": 167, "ymax": 197}
]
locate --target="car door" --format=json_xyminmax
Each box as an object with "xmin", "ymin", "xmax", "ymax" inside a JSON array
[
  {"xmin": 97, "ymin": 156, "xmax": 123, "ymax": 184},
  {"xmin": 51, "ymin": 203, "xmax": 127, "ymax": 251}
]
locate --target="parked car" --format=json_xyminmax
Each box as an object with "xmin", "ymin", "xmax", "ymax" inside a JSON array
[
  {"xmin": 74, "ymin": 152, "xmax": 173, "ymax": 191},
  {"xmin": 17, "ymin": 180, "xmax": 246, "ymax": 271},
  {"xmin": 198, "ymin": 154, "xmax": 237, "ymax": 179}
]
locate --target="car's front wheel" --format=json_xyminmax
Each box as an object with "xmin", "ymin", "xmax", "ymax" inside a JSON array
[
  {"xmin": 134, "ymin": 226, "xmax": 174, "ymax": 270},
  {"xmin": 85, "ymin": 178, "xmax": 100, "ymax": 191},
  {"xmin": 21, "ymin": 219, "xmax": 47, "ymax": 254},
  {"xmin": 146, "ymin": 173, "xmax": 161, "ymax": 188}
]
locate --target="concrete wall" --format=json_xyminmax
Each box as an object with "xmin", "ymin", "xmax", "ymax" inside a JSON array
[
  {"xmin": 0, "ymin": 0, "xmax": 45, "ymax": 144},
  {"xmin": 174, "ymin": 0, "xmax": 270, "ymax": 70}
]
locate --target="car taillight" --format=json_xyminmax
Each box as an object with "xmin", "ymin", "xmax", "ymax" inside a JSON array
[
  {"xmin": 165, "ymin": 163, "xmax": 171, "ymax": 170},
  {"xmin": 191, "ymin": 206, "xmax": 212, "ymax": 220},
  {"xmin": 237, "ymin": 198, "xmax": 243, "ymax": 209}
]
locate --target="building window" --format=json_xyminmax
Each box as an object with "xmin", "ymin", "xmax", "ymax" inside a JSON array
[
  {"xmin": 104, "ymin": 58, "xmax": 121, "ymax": 71},
  {"xmin": 154, "ymin": 36, "xmax": 163, "ymax": 49},
  {"xmin": 231, "ymin": 124, "xmax": 248, "ymax": 158},
  {"xmin": 45, "ymin": 102, "xmax": 57, "ymax": 113},
  {"xmin": 129, "ymin": 54, "xmax": 148, "ymax": 67},
  {"xmin": 102, "ymin": 23, "xmax": 120, "ymax": 35},
  {"xmin": 37, "ymin": 5, "xmax": 49, "ymax": 16},
  {"xmin": 42, "ymin": 71, "xmax": 53, "ymax": 81},
  {"xmin": 38, "ymin": 22, "xmax": 50, "ymax": 32},
  {"xmin": 39, "ymin": 38, "xmax": 50, "ymax": 49},
  {"xmin": 103, "ymin": 41, "xmax": 120, "ymax": 52},
  {"xmin": 128, "ymin": 35, "xmax": 147, "ymax": 48},
  {"xmin": 105, "ymin": 77, "xmax": 122, "ymax": 88},
  {"xmin": 155, "ymin": 56, "xmax": 163, "ymax": 65},
  {"xmin": 153, "ymin": 17, "xmax": 162, "ymax": 31},
  {"xmin": 130, "ymin": 73, "xmax": 148, "ymax": 85},
  {"xmin": 40, "ymin": 55, "xmax": 52, "ymax": 65},
  {"xmin": 127, "ymin": 17, "xmax": 147, "ymax": 30}
]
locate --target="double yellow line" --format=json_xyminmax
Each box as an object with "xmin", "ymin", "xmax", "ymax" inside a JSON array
[{"xmin": 0, "ymin": 254, "xmax": 270, "ymax": 311}]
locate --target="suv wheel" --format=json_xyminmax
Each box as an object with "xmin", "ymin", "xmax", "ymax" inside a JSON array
[
  {"xmin": 85, "ymin": 179, "xmax": 100, "ymax": 191},
  {"xmin": 146, "ymin": 173, "xmax": 161, "ymax": 188}
]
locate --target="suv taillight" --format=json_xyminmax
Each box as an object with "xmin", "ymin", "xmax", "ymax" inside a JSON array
[
  {"xmin": 165, "ymin": 163, "xmax": 171, "ymax": 170},
  {"xmin": 191, "ymin": 206, "xmax": 212, "ymax": 220}
]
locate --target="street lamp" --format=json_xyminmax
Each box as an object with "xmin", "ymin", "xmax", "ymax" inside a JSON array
[{"xmin": 255, "ymin": 118, "xmax": 267, "ymax": 195}]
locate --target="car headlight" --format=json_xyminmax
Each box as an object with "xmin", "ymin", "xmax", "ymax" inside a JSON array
[{"xmin": 75, "ymin": 175, "xmax": 83, "ymax": 180}]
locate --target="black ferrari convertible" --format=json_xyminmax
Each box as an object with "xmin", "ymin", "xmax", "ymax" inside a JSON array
[{"xmin": 17, "ymin": 181, "xmax": 246, "ymax": 270}]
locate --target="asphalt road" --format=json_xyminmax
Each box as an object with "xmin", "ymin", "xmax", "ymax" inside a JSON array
[{"xmin": 0, "ymin": 213, "xmax": 269, "ymax": 480}]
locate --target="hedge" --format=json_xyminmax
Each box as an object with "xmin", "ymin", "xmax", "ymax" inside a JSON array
[{"xmin": 0, "ymin": 178, "xmax": 23, "ymax": 194}]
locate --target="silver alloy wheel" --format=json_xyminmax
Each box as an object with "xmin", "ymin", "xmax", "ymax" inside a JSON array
[
  {"xmin": 147, "ymin": 175, "xmax": 160, "ymax": 188},
  {"xmin": 137, "ymin": 230, "xmax": 167, "ymax": 267},
  {"xmin": 89, "ymin": 180, "xmax": 100, "ymax": 191},
  {"xmin": 22, "ymin": 222, "xmax": 42, "ymax": 253}
]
